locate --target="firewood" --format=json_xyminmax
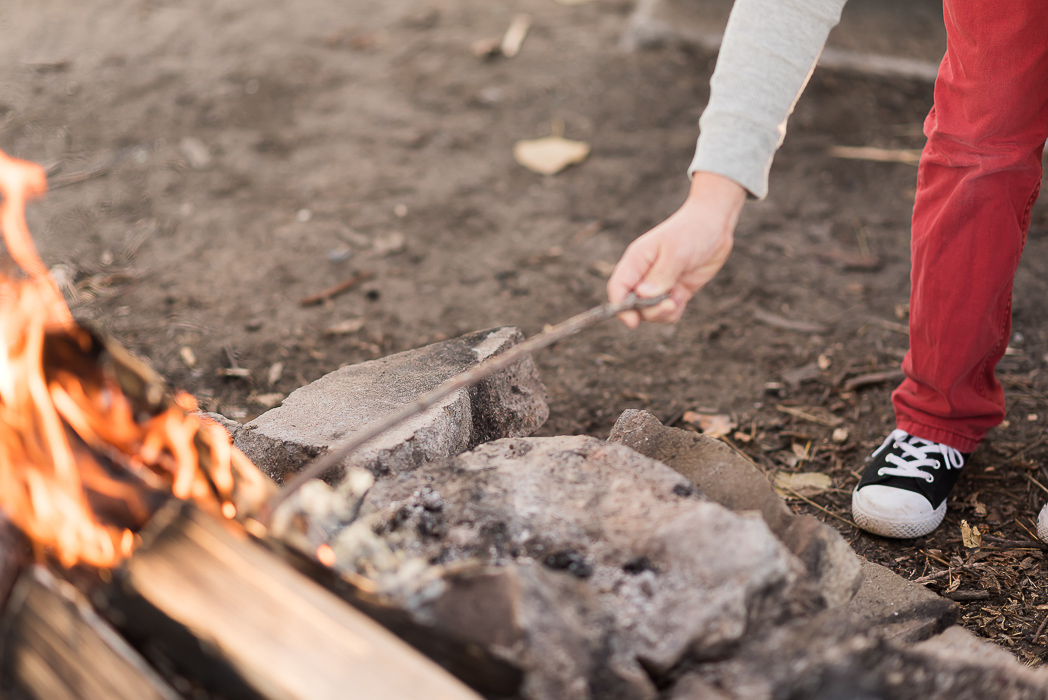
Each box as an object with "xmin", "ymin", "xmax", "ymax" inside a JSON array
[
  {"xmin": 0, "ymin": 566, "xmax": 180, "ymax": 700},
  {"xmin": 96, "ymin": 501, "xmax": 482, "ymax": 700}
]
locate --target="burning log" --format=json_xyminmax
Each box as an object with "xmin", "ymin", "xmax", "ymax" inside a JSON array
[
  {"xmin": 0, "ymin": 566, "xmax": 181, "ymax": 700},
  {"xmin": 87, "ymin": 501, "xmax": 482, "ymax": 700},
  {"xmin": 0, "ymin": 149, "xmax": 491, "ymax": 697}
]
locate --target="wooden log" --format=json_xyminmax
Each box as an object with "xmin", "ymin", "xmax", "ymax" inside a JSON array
[
  {"xmin": 97, "ymin": 502, "xmax": 483, "ymax": 700},
  {"xmin": 0, "ymin": 566, "xmax": 180, "ymax": 700}
]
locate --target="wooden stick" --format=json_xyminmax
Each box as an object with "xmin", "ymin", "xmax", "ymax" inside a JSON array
[
  {"xmin": 298, "ymin": 270, "xmax": 375, "ymax": 306},
  {"xmin": 101, "ymin": 501, "xmax": 483, "ymax": 700},
  {"xmin": 258, "ymin": 293, "xmax": 668, "ymax": 524},
  {"xmin": 0, "ymin": 566, "xmax": 181, "ymax": 700}
]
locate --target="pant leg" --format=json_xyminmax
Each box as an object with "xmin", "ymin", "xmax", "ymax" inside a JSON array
[{"xmin": 892, "ymin": 0, "xmax": 1048, "ymax": 453}]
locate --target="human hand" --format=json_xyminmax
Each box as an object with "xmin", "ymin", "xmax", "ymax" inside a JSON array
[{"xmin": 607, "ymin": 171, "xmax": 746, "ymax": 328}]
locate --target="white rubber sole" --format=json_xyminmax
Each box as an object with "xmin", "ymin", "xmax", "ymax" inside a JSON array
[
  {"xmin": 852, "ymin": 485, "xmax": 946, "ymax": 539},
  {"xmin": 1038, "ymin": 504, "xmax": 1048, "ymax": 543}
]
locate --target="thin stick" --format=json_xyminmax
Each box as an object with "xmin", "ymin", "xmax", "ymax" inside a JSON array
[
  {"xmin": 299, "ymin": 270, "xmax": 375, "ymax": 306},
  {"xmin": 255, "ymin": 292, "xmax": 669, "ymax": 525},
  {"xmin": 774, "ymin": 480, "xmax": 857, "ymax": 529},
  {"xmin": 912, "ymin": 563, "xmax": 986, "ymax": 584}
]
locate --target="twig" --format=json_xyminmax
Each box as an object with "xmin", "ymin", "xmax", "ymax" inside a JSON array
[
  {"xmin": 981, "ymin": 535, "xmax": 1048, "ymax": 551},
  {"xmin": 299, "ymin": 270, "xmax": 375, "ymax": 306},
  {"xmin": 912, "ymin": 563, "xmax": 986, "ymax": 584},
  {"xmin": 1034, "ymin": 612, "xmax": 1048, "ymax": 644},
  {"xmin": 775, "ymin": 480, "xmax": 857, "ymax": 529},
  {"xmin": 1008, "ymin": 434, "xmax": 1048, "ymax": 460},
  {"xmin": 1023, "ymin": 472, "xmax": 1048, "ymax": 497},
  {"xmin": 943, "ymin": 589, "xmax": 991, "ymax": 602},
  {"xmin": 775, "ymin": 404, "xmax": 844, "ymax": 428},
  {"xmin": 842, "ymin": 369, "xmax": 906, "ymax": 392},
  {"xmin": 256, "ymin": 292, "xmax": 669, "ymax": 525}
]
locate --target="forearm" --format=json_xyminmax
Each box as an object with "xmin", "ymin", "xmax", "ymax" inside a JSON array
[{"xmin": 690, "ymin": 0, "xmax": 848, "ymax": 199}]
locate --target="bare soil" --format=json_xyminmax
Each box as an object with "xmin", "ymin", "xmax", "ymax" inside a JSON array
[{"xmin": 5, "ymin": 0, "xmax": 1048, "ymax": 666}]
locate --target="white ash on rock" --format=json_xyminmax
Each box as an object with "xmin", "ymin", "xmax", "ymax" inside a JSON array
[
  {"xmin": 234, "ymin": 326, "xmax": 548, "ymax": 482},
  {"xmin": 270, "ymin": 412, "xmax": 1048, "ymax": 700},
  {"xmin": 350, "ymin": 435, "xmax": 825, "ymax": 699}
]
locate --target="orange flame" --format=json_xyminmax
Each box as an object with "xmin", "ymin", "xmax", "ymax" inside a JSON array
[{"xmin": 0, "ymin": 149, "xmax": 244, "ymax": 568}]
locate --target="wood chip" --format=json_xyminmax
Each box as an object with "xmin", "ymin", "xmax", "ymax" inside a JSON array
[
  {"xmin": 500, "ymin": 14, "xmax": 532, "ymax": 58},
  {"xmin": 681, "ymin": 411, "xmax": 735, "ymax": 439},
  {"xmin": 513, "ymin": 135, "xmax": 590, "ymax": 175},
  {"xmin": 772, "ymin": 471, "xmax": 833, "ymax": 499},
  {"xmin": 829, "ymin": 145, "xmax": 922, "ymax": 165},
  {"xmin": 299, "ymin": 270, "xmax": 375, "ymax": 306}
]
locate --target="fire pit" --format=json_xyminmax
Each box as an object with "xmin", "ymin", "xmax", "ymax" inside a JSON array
[{"xmin": 1, "ymin": 149, "xmax": 1048, "ymax": 700}]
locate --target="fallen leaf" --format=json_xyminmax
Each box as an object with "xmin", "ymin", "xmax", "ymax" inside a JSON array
[
  {"xmin": 179, "ymin": 346, "xmax": 197, "ymax": 369},
  {"xmin": 500, "ymin": 14, "xmax": 532, "ymax": 58},
  {"xmin": 267, "ymin": 361, "xmax": 284, "ymax": 386},
  {"xmin": 373, "ymin": 231, "xmax": 406, "ymax": 256},
  {"xmin": 589, "ymin": 260, "xmax": 616, "ymax": 278},
  {"xmin": 772, "ymin": 472, "xmax": 833, "ymax": 499},
  {"xmin": 251, "ymin": 393, "xmax": 284, "ymax": 409},
  {"xmin": 961, "ymin": 519, "xmax": 982, "ymax": 548},
  {"xmin": 682, "ymin": 411, "xmax": 735, "ymax": 439},
  {"xmin": 325, "ymin": 318, "xmax": 366, "ymax": 335},
  {"xmin": 513, "ymin": 135, "xmax": 590, "ymax": 175},
  {"xmin": 180, "ymin": 136, "xmax": 212, "ymax": 170},
  {"xmin": 829, "ymin": 145, "xmax": 921, "ymax": 166}
]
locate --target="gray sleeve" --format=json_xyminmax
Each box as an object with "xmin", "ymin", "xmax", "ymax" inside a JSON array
[{"xmin": 688, "ymin": 0, "xmax": 848, "ymax": 199}]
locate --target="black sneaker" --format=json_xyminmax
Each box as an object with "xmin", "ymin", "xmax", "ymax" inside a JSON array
[{"xmin": 851, "ymin": 429, "xmax": 969, "ymax": 538}]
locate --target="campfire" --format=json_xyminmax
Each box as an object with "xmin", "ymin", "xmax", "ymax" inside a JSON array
[
  {"xmin": 1, "ymin": 147, "xmax": 1046, "ymax": 700},
  {"xmin": 0, "ymin": 150, "xmax": 485, "ymax": 699}
]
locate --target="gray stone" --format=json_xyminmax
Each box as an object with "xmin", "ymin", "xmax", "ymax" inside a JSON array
[
  {"xmin": 608, "ymin": 409, "xmax": 862, "ymax": 609},
  {"xmin": 357, "ymin": 435, "xmax": 823, "ymax": 697},
  {"xmin": 679, "ymin": 615, "xmax": 1048, "ymax": 700},
  {"xmin": 234, "ymin": 327, "xmax": 548, "ymax": 482},
  {"xmin": 846, "ymin": 559, "xmax": 956, "ymax": 643}
]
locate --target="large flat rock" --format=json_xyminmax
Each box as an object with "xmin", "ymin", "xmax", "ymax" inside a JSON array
[
  {"xmin": 234, "ymin": 327, "xmax": 548, "ymax": 481},
  {"xmin": 608, "ymin": 409, "xmax": 863, "ymax": 609}
]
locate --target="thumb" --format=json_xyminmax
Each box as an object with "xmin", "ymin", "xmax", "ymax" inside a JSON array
[{"xmin": 634, "ymin": 247, "xmax": 687, "ymax": 299}]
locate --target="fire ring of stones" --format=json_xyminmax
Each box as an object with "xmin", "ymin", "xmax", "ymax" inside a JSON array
[{"xmin": 237, "ymin": 329, "xmax": 1048, "ymax": 700}]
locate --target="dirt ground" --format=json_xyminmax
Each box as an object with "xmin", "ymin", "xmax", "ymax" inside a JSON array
[{"xmin": 5, "ymin": 0, "xmax": 1048, "ymax": 666}]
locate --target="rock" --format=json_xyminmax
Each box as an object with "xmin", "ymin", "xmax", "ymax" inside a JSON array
[
  {"xmin": 608, "ymin": 409, "xmax": 862, "ymax": 609},
  {"xmin": 683, "ymin": 614, "xmax": 1048, "ymax": 700},
  {"xmin": 846, "ymin": 559, "xmax": 956, "ymax": 644},
  {"xmin": 234, "ymin": 327, "xmax": 548, "ymax": 482},
  {"xmin": 358, "ymin": 435, "xmax": 823, "ymax": 697}
]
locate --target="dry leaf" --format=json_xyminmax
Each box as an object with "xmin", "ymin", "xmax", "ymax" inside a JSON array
[
  {"xmin": 831, "ymin": 427, "xmax": 850, "ymax": 443},
  {"xmin": 681, "ymin": 411, "xmax": 735, "ymax": 439},
  {"xmin": 590, "ymin": 260, "xmax": 616, "ymax": 278},
  {"xmin": 373, "ymin": 231, "xmax": 406, "ymax": 256},
  {"xmin": 829, "ymin": 145, "xmax": 921, "ymax": 166},
  {"xmin": 772, "ymin": 472, "xmax": 832, "ymax": 499},
  {"xmin": 325, "ymin": 318, "xmax": 366, "ymax": 335},
  {"xmin": 500, "ymin": 14, "xmax": 532, "ymax": 57},
  {"xmin": 252, "ymin": 392, "xmax": 284, "ymax": 409},
  {"xmin": 267, "ymin": 361, "xmax": 284, "ymax": 386},
  {"xmin": 179, "ymin": 346, "xmax": 197, "ymax": 369},
  {"xmin": 513, "ymin": 135, "xmax": 590, "ymax": 175},
  {"xmin": 961, "ymin": 519, "xmax": 982, "ymax": 548}
]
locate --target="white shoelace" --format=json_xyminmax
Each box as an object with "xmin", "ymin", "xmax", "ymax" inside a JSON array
[{"xmin": 874, "ymin": 429, "xmax": 965, "ymax": 483}]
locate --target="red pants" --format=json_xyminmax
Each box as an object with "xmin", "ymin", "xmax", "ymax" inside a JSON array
[{"xmin": 892, "ymin": 1, "xmax": 1048, "ymax": 452}]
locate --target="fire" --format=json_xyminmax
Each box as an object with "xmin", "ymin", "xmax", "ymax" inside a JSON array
[{"xmin": 0, "ymin": 149, "xmax": 254, "ymax": 568}]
